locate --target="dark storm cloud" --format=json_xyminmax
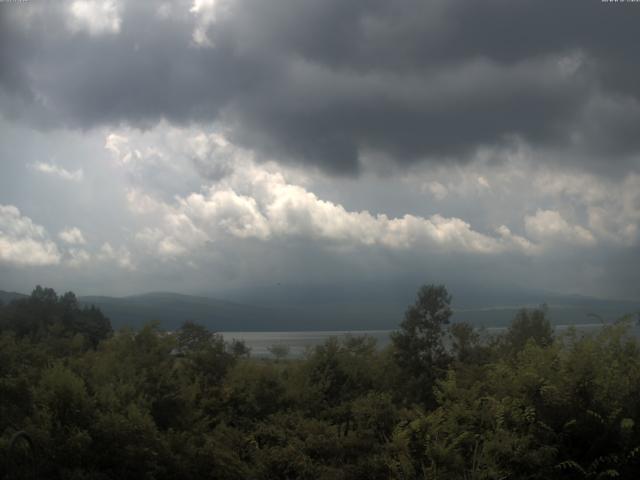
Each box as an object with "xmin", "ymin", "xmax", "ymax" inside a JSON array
[{"xmin": 1, "ymin": 0, "xmax": 640, "ymax": 174}]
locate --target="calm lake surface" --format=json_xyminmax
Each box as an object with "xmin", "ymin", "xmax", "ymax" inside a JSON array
[
  {"xmin": 221, "ymin": 323, "xmax": 618, "ymax": 358},
  {"xmin": 221, "ymin": 330, "xmax": 393, "ymax": 357}
]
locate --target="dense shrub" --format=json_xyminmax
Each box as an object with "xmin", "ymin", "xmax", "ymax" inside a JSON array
[{"xmin": 1, "ymin": 285, "xmax": 639, "ymax": 479}]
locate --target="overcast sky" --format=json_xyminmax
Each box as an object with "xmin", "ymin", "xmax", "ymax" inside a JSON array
[{"xmin": 1, "ymin": 0, "xmax": 639, "ymax": 303}]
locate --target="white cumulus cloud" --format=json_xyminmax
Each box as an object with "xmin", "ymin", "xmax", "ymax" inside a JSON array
[
  {"xmin": 59, "ymin": 227, "xmax": 86, "ymax": 245},
  {"xmin": 0, "ymin": 205, "xmax": 61, "ymax": 266},
  {"xmin": 190, "ymin": 0, "xmax": 230, "ymax": 46},
  {"xmin": 131, "ymin": 160, "xmax": 538, "ymax": 258},
  {"xmin": 97, "ymin": 242, "xmax": 135, "ymax": 270},
  {"xmin": 525, "ymin": 209, "xmax": 596, "ymax": 247},
  {"xmin": 135, "ymin": 213, "xmax": 209, "ymax": 259},
  {"xmin": 32, "ymin": 162, "xmax": 83, "ymax": 182},
  {"xmin": 66, "ymin": 248, "xmax": 92, "ymax": 267},
  {"xmin": 68, "ymin": 0, "xmax": 122, "ymax": 36}
]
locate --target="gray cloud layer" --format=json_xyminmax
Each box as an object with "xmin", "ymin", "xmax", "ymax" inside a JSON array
[
  {"xmin": 2, "ymin": 0, "xmax": 640, "ymax": 174},
  {"xmin": 1, "ymin": 0, "xmax": 640, "ymax": 305}
]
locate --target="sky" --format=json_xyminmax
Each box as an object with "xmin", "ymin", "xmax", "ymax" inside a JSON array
[{"xmin": 1, "ymin": 0, "xmax": 639, "ymax": 303}]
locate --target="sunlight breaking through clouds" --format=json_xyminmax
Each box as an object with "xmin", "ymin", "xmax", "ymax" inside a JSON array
[{"xmin": 68, "ymin": 0, "xmax": 122, "ymax": 36}]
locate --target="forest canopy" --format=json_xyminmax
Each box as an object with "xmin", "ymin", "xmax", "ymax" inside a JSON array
[{"xmin": 1, "ymin": 285, "xmax": 640, "ymax": 479}]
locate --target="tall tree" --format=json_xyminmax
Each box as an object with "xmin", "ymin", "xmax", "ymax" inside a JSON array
[
  {"xmin": 391, "ymin": 284, "xmax": 452, "ymax": 406},
  {"xmin": 503, "ymin": 306, "xmax": 553, "ymax": 355}
]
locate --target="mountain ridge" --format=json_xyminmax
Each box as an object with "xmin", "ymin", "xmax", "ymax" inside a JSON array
[{"xmin": 1, "ymin": 289, "xmax": 638, "ymax": 331}]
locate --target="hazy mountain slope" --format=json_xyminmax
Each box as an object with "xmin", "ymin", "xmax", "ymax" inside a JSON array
[
  {"xmin": 79, "ymin": 291, "xmax": 640, "ymax": 331},
  {"xmin": 3, "ymin": 289, "xmax": 637, "ymax": 331},
  {"xmin": 78, "ymin": 292, "xmax": 289, "ymax": 331},
  {"xmin": 0, "ymin": 290, "xmax": 27, "ymax": 305}
]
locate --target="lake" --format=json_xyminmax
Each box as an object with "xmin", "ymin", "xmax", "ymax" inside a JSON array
[
  {"xmin": 221, "ymin": 323, "xmax": 621, "ymax": 358},
  {"xmin": 221, "ymin": 330, "xmax": 393, "ymax": 357}
]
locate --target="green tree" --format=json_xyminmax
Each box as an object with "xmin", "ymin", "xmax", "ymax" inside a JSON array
[
  {"xmin": 0, "ymin": 287, "xmax": 112, "ymax": 349},
  {"xmin": 176, "ymin": 320, "xmax": 214, "ymax": 353},
  {"xmin": 391, "ymin": 284, "xmax": 453, "ymax": 406},
  {"xmin": 268, "ymin": 344, "xmax": 291, "ymax": 361},
  {"xmin": 449, "ymin": 322, "xmax": 481, "ymax": 363},
  {"xmin": 503, "ymin": 306, "xmax": 554, "ymax": 354}
]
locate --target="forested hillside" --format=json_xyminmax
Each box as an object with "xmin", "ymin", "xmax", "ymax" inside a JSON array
[{"xmin": 2, "ymin": 285, "xmax": 640, "ymax": 479}]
